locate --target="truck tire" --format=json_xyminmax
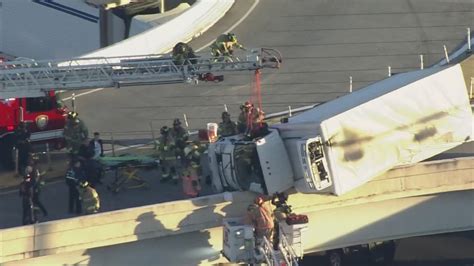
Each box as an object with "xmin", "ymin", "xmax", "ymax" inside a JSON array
[
  {"xmin": 0, "ymin": 135, "xmax": 15, "ymax": 170},
  {"xmin": 326, "ymin": 250, "xmax": 343, "ymax": 266}
]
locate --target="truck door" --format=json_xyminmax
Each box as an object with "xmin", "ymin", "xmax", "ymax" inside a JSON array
[{"xmin": 254, "ymin": 129, "xmax": 294, "ymax": 194}]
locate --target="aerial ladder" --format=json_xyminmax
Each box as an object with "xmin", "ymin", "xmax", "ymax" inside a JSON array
[{"xmin": 0, "ymin": 48, "xmax": 282, "ymax": 99}]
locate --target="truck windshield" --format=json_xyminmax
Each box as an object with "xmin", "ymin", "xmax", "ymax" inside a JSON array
[
  {"xmin": 26, "ymin": 97, "xmax": 55, "ymax": 112},
  {"xmin": 233, "ymin": 143, "xmax": 264, "ymax": 191}
]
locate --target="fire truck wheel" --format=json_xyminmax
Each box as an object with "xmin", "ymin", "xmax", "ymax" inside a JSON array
[{"xmin": 0, "ymin": 135, "xmax": 15, "ymax": 170}]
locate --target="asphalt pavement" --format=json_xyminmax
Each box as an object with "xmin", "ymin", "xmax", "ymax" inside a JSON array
[
  {"xmin": 1, "ymin": 0, "xmax": 474, "ymax": 263},
  {"xmin": 63, "ymin": 0, "xmax": 474, "ymax": 134}
]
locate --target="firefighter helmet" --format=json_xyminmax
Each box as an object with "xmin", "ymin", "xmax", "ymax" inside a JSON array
[
  {"xmin": 173, "ymin": 118, "xmax": 182, "ymax": 126},
  {"xmin": 175, "ymin": 42, "xmax": 186, "ymax": 53},
  {"xmin": 67, "ymin": 111, "xmax": 78, "ymax": 119},
  {"xmin": 222, "ymin": 111, "xmax": 230, "ymax": 119},
  {"xmin": 242, "ymin": 101, "xmax": 253, "ymax": 110},
  {"xmin": 255, "ymin": 195, "xmax": 265, "ymax": 205},
  {"xmin": 79, "ymin": 181, "xmax": 89, "ymax": 188},
  {"xmin": 227, "ymin": 33, "xmax": 237, "ymax": 42},
  {"xmin": 160, "ymin": 126, "xmax": 170, "ymax": 135}
]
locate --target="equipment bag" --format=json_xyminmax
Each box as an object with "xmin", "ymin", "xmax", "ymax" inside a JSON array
[{"xmin": 286, "ymin": 213, "xmax": 308, "ymax": 225}]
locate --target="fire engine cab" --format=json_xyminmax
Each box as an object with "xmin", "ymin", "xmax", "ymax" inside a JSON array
[{"xmin": 0, "ymin": 91, "xmax": 67, "ymax": 169}]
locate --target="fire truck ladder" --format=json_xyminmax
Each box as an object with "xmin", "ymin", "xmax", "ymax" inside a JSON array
[{"xmin": 0, "ymin": 48, "xmax": 282, "ymax": 99}]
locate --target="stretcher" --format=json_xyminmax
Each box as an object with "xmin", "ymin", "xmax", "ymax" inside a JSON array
[
  {"xmin": 98, "ymin": 155, "xmax": 158, "ymax": 193},
  {"xmin": 98, "ymin": 155, "xmax": 158, "ymax": 170}
]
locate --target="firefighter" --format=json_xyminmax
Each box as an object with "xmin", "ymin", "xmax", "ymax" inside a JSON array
[
  {"xmin": 249, "ymin": 108, "xmax": 268, "ymax": 138},
  {"xmin": 19, "ymin": 173, "xmax": 37, "ymax": 225},
  {"xmin": 78, "ymin": 180, "xmax": 100, "ymax": 214},
  {"xmin": 237, "ymin": 101, "xmax": 258, "ymax": 134},
  {"xmin": 156, "ymin": 126, "xmax": 178, "ymax": 183},
  {"xmin": 218, "ymin": 111, "xmax": 237, "ymax": 137},
  {"xmin": 63, "ymin": 111, "xmax": 89, "ymax": 157},
  {"xmin": 14, "ymin": 122, "xmax": 31, "ymax": 175},
  {"xmin": 65, "ymin": 160, "xmax": 84, "ymax": 214},
  {"xmin": 271, "ymin": 192, "xmax": 292, "ymax": 250},
  {"xmin": 181, "ymin": 149, "xmax": 202, "ymax": 198},
  {"xmin": 172, "ymin": 42, "xmax": 197, "ymax": 65},
  {"xmin": 246, "ymin": 195, "xmax": 274, "ymax": 247},
  {"xmin": 26, "ymin": 165, "xmax": 48, "ymax": 217},
  {"xmin": 237, "ymin": 101, "xmax": 251, "ymax": 133},
  {"xmin": 211, "ymin": 33, "xmax": 245, "ymax": 58},
  {"xmin": 171, "ymin": 118, "xmax": 189, "ymax": 156}
]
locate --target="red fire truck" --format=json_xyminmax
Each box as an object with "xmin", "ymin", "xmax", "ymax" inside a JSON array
[{"xmin": 0, "ymin": 91, "xmax": 68, "ymax": 169}]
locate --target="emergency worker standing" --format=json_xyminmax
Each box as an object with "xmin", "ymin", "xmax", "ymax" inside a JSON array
[
  {"xmin": 211, "ymin": 33, "xmax": 245, "ymax": 58},
  {"xmin": 78, "ymin": 181, "xmax": 100, "ymax": 214},
  {"xmin": 19, "ymin": 173, "xmax": 36, "ymax": 225},
  {"xmin": 171, "ymin": 118, "xmax": 189, "ymax": 158},
  {"xmin": 271, "ymin": 192, "xmax": 291, "ymax": 250},
  {"xmin": 14, "ymin": 122, "xmax": 31, "ymax": 175},
  {"xmin": 26, "ymin": 165, "xmax": 48, "ymax": 217},
  {"xmin": 156, "ymin": 126, "xmax": 178, "ymax": 183},
  {"xmin": 246, "ymin": 195, "xmax": 274, "ymax": 246},
  {"xmin": 63, "ymin": 112, "xmax": 88, "ymax": 156},
  {"xmin": 181, "ymin": 141, "xmax": 203, "ymax": 197},
  {"xmin": 89, "ymin": 132, "xmax": 104, "ymax": 183},
  {"xmin": 237, "ymin": 101, "xmax": 259, "ymax": 135},
  {"xmin": 65, "ymin": 160, "xmax": 85, "ymax": 214},
  {"xmin": 218, "ymin": 111, "xmax": 237, "ymax": 137}
]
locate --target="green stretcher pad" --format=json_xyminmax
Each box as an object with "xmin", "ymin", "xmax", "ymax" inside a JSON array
[{"xmin": 98, "ymin": 155, "xmax": 158, "ymax": 169}]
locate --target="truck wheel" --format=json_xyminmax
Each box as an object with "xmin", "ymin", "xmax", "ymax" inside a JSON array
[{"xmin": 326, "ymin": 250, "xmax": 343, "ymax": 266}]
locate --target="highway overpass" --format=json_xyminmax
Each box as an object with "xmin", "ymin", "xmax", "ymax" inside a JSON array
[{"xmin": 1, "ymin": 0, "xmax": 474, "ymax": 264}]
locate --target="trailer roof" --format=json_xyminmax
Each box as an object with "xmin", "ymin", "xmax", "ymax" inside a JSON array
[{"xmin": 285, "ymin": 65, "xmax": 448, "ymax": 125}]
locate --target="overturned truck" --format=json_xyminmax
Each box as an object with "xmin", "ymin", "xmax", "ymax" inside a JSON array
[{"xmin": 208, "ymin": 63, "xmax": 474, "ymax": 196}]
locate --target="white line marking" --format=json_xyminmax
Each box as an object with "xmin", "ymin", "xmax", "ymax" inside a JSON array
[
  {"xmin": 62, "ymin": 88, "xmax": 104, "ymax": 101},
  {"xmin": 196, "ymin": 0, "xmax": 260, "ymax": 52}
]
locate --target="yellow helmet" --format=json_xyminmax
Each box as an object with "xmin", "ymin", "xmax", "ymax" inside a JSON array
[
  {"xmin": 80, "ymin": 181, "xmax": 89, "ymax": 187},
  {"xmin": 227, "ymin": 33, "xmax": 237, "ymax": 42}
]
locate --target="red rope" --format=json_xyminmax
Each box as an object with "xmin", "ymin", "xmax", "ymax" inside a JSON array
[{"xmin": 245, "ymin": 70, "xmax": 264, "ymax": 133}]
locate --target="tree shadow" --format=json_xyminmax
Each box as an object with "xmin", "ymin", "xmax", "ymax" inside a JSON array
[
  {"xmin": 175, "ymin": 196, "xmax": 228, "ymax": 265},
  {"xmin": 76, "ymin": 195, "xmax": 240, "ymax": 265},
  {"xmin": 80, "ymin": 211, "xmax": 173, "ymax": 265}
]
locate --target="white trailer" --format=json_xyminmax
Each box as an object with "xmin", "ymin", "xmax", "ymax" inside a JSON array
[{"xmin": 208, "ymin": 63, "xmax": 473, "ymax": 195}]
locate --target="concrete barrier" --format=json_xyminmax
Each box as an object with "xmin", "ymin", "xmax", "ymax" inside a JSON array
[
  {"xmin": 81, "ymin": 0, "xmax": 235, "ymax": 58},
  {"xmin": 0, "ymin": 192, "xmax": 253, "ymax": 263},
  {"xmin": 130, "ymin": 3, "xmax": 192, "ymax": 36}
]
